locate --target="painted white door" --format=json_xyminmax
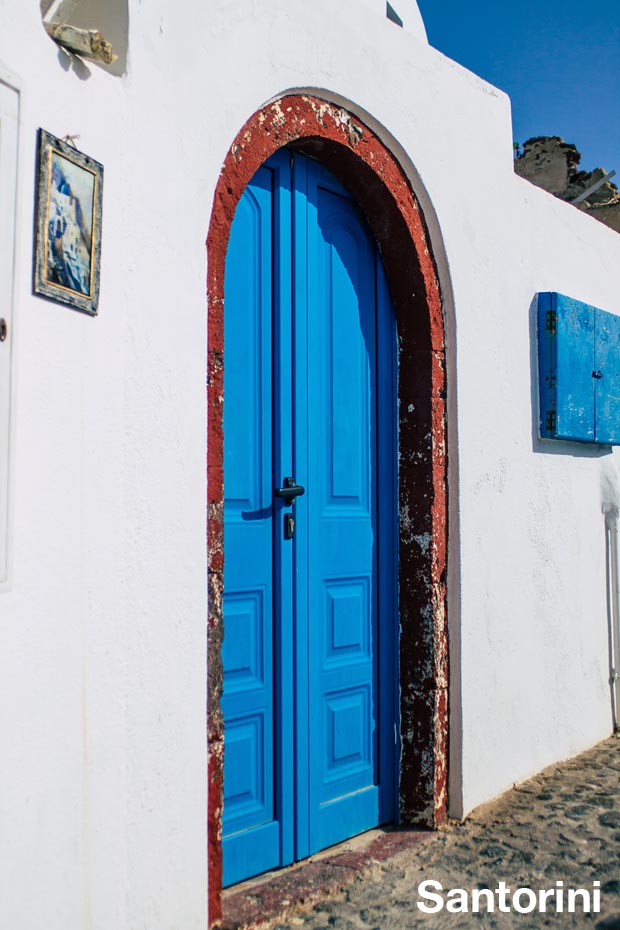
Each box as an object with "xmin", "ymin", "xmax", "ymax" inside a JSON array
[{"xmin": 0, "ymin": 79, "xmax": 18, "ymax": 583}]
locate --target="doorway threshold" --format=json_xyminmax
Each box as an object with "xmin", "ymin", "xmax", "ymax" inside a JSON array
[{"xmin": 219, "ymin": 826, "xmax": 432, "ymax": 930}]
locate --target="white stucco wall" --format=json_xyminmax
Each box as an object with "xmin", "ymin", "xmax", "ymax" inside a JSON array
[
  {"xmin": 0, "ymin": 2, "xmax": 619, "ymax": 928},
  {"xmin": 449, "ymin": 179, "xmax": 620, "ymax": 816}
]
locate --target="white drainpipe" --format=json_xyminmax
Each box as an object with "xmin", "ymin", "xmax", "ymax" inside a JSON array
[{"xmin": 606, "ymin": 507, "xmax": 620, "ymax": 732}]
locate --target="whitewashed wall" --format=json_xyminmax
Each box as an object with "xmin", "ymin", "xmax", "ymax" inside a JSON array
[{"xmin": 0, "ymin": 2, "xmax": 619, "ymax": 928}]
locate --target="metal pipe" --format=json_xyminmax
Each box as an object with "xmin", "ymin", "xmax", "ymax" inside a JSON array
[
  {"xmin": 572, "ymin": 170, "xmax": 616, "ymax": 204},
  {"xmin": 613, "ymin": 516, "xmax": 620, "ymax": 732},
  {"xmin": 607, "ymin": 508, "xmax": 620, "ymax": 732}
]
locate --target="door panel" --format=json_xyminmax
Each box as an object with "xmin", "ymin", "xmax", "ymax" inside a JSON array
[
  {"xmin": 0, "ymin": 81, "xmax": 18, "ymax": 582},
  {"xmin": 300, "ymin": 162, "xmax": 384, "ymax": 855},
  {"xmin": 222, "ymin": 152, "xmax": 395, "ymax": 886},
  {"xmin": 222, "ymin": 166, "xmax": 280, "ymax": 885}
]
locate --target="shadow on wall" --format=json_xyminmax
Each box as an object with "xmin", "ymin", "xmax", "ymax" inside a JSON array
[{"xmin": 40, "ymin": 0, "xmax": 129, "ymax": 76}]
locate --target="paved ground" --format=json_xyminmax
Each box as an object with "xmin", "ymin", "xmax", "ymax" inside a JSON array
[{"xmin": 223, "ymin": 735, "xmax": 620, "ymax": 930}]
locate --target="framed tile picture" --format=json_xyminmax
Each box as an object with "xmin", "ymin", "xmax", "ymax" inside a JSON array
[{"xmin": 33, "ymin": 129, "xmax": 103, "ymax": 315}]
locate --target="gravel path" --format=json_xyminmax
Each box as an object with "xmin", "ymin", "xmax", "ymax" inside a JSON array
[{"xmin": 272, "ymin": 736, "xmax": 620, "ymax": 930}]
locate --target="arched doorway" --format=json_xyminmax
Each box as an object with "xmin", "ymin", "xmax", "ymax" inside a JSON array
[{"xmin": 207, "ymin": 94, "xmax": 448, "ymax": 922}]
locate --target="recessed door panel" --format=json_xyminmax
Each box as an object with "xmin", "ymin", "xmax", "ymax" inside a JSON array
[
  {"xmin": 222, "ymin": 165, "xmax": 280, "ymax": 885},
  {"xmin": 302, "ymin": 165, "xmax": 381, "ymax": 855}
]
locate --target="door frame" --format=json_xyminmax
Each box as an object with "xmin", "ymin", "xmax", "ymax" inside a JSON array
[{"xmin": 206, "ymin": 94, "xmax": 448, "ymax": 925}]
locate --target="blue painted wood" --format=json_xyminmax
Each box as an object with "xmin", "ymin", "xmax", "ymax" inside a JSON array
[
  {"xmin": 594, "ymin": 307, "xmax": 620, "ymax": 445},
  {"xmin": 269, "ymin": 151, "xmax": 296, "ymax": 871},
  {"xmin": 538, "ymin": 292, "xmax": 620, "ymax": 445},
  {"xmin": 291, "ymin": 153, "xmax": 311, "ymax": 860},
  {"xmin": 222, "ymin": 165, "xmax": 281, "ymax": 886},
  {"xmin": 297, "ymin": 158, "xmax": 395, "ymax": 855},
  {"xmin": 223, "ymin": 152, "xmax": 396, "ymax": 886},
  {"xmin": 537, "ymin": 292, "xmax": 595, "ymax": 442}
]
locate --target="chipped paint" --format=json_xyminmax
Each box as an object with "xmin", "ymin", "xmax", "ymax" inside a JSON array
[
  {"xmin": 413, "ymin": 533, "xmax": 433, "ymax": 555},
  {"xmin": 206, "ymin": 94, "xmax": 447, "ymax": 923}
]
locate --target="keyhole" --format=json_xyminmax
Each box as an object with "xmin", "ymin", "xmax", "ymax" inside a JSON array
[{"xmin": 0, "ymin": 319, "xmax": 7, "ymax": 342}]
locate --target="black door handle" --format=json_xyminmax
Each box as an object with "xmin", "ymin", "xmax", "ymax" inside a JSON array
[{"xmin": 275, "ymin": 477, "xmax": 305, "ymax": 502}]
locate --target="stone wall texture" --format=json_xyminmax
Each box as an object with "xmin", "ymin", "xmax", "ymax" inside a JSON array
[{"xmin": 515, "ymin": 136, "xmax": 620, "ymax": 233}]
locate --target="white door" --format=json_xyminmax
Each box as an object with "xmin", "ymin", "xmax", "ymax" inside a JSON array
[{"xmin": 0, "ymin": 79, "xmax": 19, "ymax": 582}]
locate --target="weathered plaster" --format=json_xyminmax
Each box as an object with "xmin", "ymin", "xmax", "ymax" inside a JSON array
[{"xmin": 206, "ymin": 94, "xmax": 448, "ymax": 922}]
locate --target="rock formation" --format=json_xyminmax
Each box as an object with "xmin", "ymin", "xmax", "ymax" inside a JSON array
[{"xmin": 515, "ymin": 136, "xmax": 619, "ymax": 233}]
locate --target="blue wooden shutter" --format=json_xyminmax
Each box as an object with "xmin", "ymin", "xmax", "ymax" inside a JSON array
[
  {"xmin": 538, "ymin": 292, "xmax": 595, "ymax": 442},
  {"xmin": 538, "ymin": 293, "xmax": 620, "ymax": 445},
  {"xmin": 594, "ymin": 307, "xmax": 620, "ymax": 444}
]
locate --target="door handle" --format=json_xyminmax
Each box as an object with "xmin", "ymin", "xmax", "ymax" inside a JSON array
[{"xmin": 274, "ymin": 477, "xmax": 305, "ymax": 502}]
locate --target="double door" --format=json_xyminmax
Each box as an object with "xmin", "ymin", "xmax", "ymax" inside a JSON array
[{"xmin": 222, "ymin": 151, "xmax": 396, "ymax": 886}]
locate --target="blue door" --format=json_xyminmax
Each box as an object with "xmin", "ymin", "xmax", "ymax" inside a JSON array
[{"xmin": 222, "ymin": 151, "xmax": 396, "ymax": 887}]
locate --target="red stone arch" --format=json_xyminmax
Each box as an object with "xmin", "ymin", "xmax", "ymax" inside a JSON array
[{"xmin": 206, "ymin": 94, "xmax": 448, "ymax": 923}]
